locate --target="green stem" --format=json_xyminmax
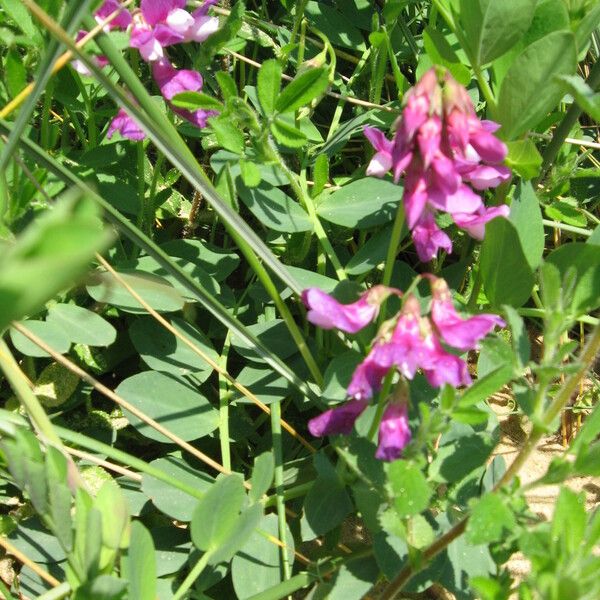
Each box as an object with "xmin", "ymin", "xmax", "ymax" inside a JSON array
[
  {"xmin": 0, "ymin": 338, "xmax": 62, "ymax": 447},
  {"xmin": 381, "ymin": 203, "xmax": 406, "ymax": 289},
  {"xmin": 542, "ymin": 219, "xmax": 592, "ymax": 237},
  {"xmin": 467, "ymin": 267, "xmax": 482, "ymax": 310},
  {"xmin": 270, "ymin": 400, "xmax": 291, "ymax": 581},
  {"xmin": 263, "ymin": 480, "xmax": 314, "ymax": 508},
  {"xmin": 218, "ymin": 332, "xmax": 232, "ymax": 471},
  {"xmin": 172, "ymin": 549, "xmax": 213, "ymax": 600},
  {"xmin": 268, "ymin": 140, "xmax": 346, "ymax": 281},
  {"xmin": 36, "ymin": 582, "xmax": 71, "ymax": 600},
  {"xmin": 518, "ymin": 308, "xmax": 598, "ymax": 326}
]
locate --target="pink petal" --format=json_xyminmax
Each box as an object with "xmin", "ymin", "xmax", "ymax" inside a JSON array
[
  {"xmin": 403, "ymin": 167, "xmax": 428, "ymax": 229},
  {"xmin": 367, "ymin": 151, "xmax": 393, "ymax": 177},
  {"xmin": 301, "ymin": 288, "xmax": 381, "ymax": 333},
  {"xmin": 364, "ymin": 126, "xmax": 392, "ymax": 154},
  {"xmin": 453, "ymin": 205, "xmax": 510, "ymax": 240},
  {"xmin": 95, "ymin": 0, "xmax": 132, "ymax": 30},
  {"xmin": 107, "ymin": 109, "xmax": 145, "ymax": 141},
  {"xmin": 417, "ymin": 116, "xmax": 441, "ymax": 168},
  {"xmin": 464, "ymin": 165, "xmax": 511, "ymax": 190},
  {"xmin": 308, "ymin": 399, "xmax": 368, "ymax": 436},
  {"xmin": 186, "ymin": 15, "xmax": 219, "ymax": 42},
  {"xmin": 411, "ymin": 212, "xmax": 452, "ymax": 261},
  {"xmin": 141, "ymin": 0, "xmax": 186, "ymax": 26},
  {"xmin": 469, "ymin": 127, "xmax": 507, "ymax": 163},
  {"xmin": 376, "ymin": 402, "xmax": 411, "ymax": 461}
]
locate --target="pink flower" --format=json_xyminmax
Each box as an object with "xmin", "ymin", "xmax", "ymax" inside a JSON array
[
  {"xmin": 363, "ymin": 68, "xmax": 511, "ymax": 261},
  {"xmin": 308, "ymin": 399, "xmax": 367, "ymax": 436},
  {"xmin": 302, "ymin": 285, "xmax": 394, "ymax": 334},
  {"xmin": 152, "ymin": 59, "xmax": 217, "ymax": 128},
  {"xmin": 71, "ymin": 31, "xmax": 109, "ymax": 75},
  {"xmin": 430, "ymin": 277, "xmax": 505, "ymax": 351},
  {"xmin": 411, "ymin": 212, "xmax": 452, "ymax": 262},
  {"xmin": 107, "ymin": 108, "xmax": 145, "ymax": 141},
  {"xmin": 130, "ymin": 0, "xmax": 218, "ymax": 62},
  {"xmin": 422, "ymin": 339, "xmax": 472, "ymax": 388},
  {"xmin": 364, "ymin": 127, "xmax": 394, "ymax": 177},
  {"xmin": 376, "ymin": 401, "xmax": 411, "ymax": 461},
  {"xmin": 452, "ymin": 204, "xmax": 510, "ymax": 240},
  {"xmin": 95, "ymin": 0, "xmax": 132, "ymax": 30}
]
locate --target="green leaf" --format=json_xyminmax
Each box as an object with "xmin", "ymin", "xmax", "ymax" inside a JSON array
[
  {"xmin": 141, "ymin": 453, "xmax": 211, "ymax": 522},
  {"xmin": 497, "ymin": 31, "xmax": 577, "ymax": 139},
  {"xmin": 458, "ymin": 0, "xmax": 537, "ymax": 65},
  {"xmin": 191, "ymin": 474, "xmax": 246, "ymax": 553},
  {"xmin": 305, "ymin": 1, "xmax": 366, "ymax": 51},
  {"xmin": 327, "ymin": 556, "xmax": 380, "ymax": 600},
  {"xmin": 503, "ymin": 305, "xmax": 530, "ymax": 368},
  {"xmin": 545, "ymin": 199, "xmax": 587, "ymax": 227},
  {"xmin": 212, "ymin": 503, "xmax": 263, "ymax": 564},
  {"xmin": 231, "ymin": 319, "xmax": 297, "ymax": 363},
  {"xmin": 466, "ymin": 493, "xmax": 516, "ymax": 544},
  {"xmin": 545, "ymin": 243, "xmax": 600, "ymax": 315},
  {"xmin": 115, "ymin": 371, "xmax": 219, "ymax": 443},
  {"xmin": 0, "ymin": 0, "xmax": 41, "ymax": 43},
  {"xmin": 33, "ymin": 362, "xmax": 79, "ymax": 408},
  {"xmin": 86, "ymin": 270, "xmax": 185, "ymax": 314},
  {"xmin": 95, "ymin": 480, "xmax": 129, "ymax": 552},
  {"xmin": 316, "ymin": 178, "xmax": 403, "ymax": 229},
  {"xmin": 303, "ymin": 453, "xmax": 353, "ymax": 536},
  {"xmin": 312, "ymin": 153, "xmax": 329, "ymax": 197},
  {"xmin": 5, "ymin": 48, "xmax": 27, "ymax": 98},
  {"xmin": 422, "ymin": 26, "xmax": 470, "ymax": 85},
  {"xmin": 47, "ymin": 304, "xmax": 116, "ymax": 347},
  {"xmin": 239, "ymin": 159, "xmax": 262, "ymax": 187},
  {"xmin": 249, "ymin": 452, "xmax": 275, "ymax": 503},
  {"xmin": 509, "ymin": 181, "xmax": 545, "ymax": 270},
  {"xmin": 10, "ymin": 320, "xmax": 71, "ymax": 358},
  {"xmin": 209, "ymin": 115, "xmax": 245, "ymax": 154},
  {"xmin": 124, "ymin": 521, "xmax": 156, "ymax": 600},
  {"xmin": 274, "ymin": 67, "xmax": 329, "ymax": 114},
  {"xmin": 231, "ymin": 514, "xmax": 294, "ymax": 599},
  {"xmin": 551, "ymin": 488, "xmax": 586, "ymax": 554},
  {"xmin": 505, "ymin": 139, "xmax": 542, "ymax": 180},
  {"xmin": 257, "ymin": 59, "xmax": 282, "ymax": 115},
  {"xmin": 458, "ymin": 364, "xmax": 513, "ymax": 407},
  {"xmin": 480, "ymin": 218, "xmax": 535, "ymax": 307},
  {"xmin": 557, "ymin": 74, "xmax": 600, "ymax": 121},
  {"xmin": 387, "ymin": 461, "xmax": 432, "ymax": 517},
  {"xmin": 45, "ymin": 447, "xmax": 73, "ymax": 552},
  {"xmin": 170, "ymin": 91, "xmax": 224, "ymax": 111},
  {"xmin": 0, "ymin": 191, "xmax": 111, "ymax": 333},
  {"xmin": 128, "ymin": 317, "xmax": 218, "ymax": 380},
  {"xmin": 216, "ymin": 71, "xmax": 238, "ymax": 100},
  {"xmin": 237, "ymin": 181, "xmax": 312, "ymax": 233},
  {"xmin": 270, "ymin": 118, "xmax": 308, "ymax": 148}
]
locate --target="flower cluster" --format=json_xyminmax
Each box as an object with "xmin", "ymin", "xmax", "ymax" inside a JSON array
[
  {"xmin": 364, "ymin": 68, "xmax": 511, "ymax": 262},
  {"xmin": 303, "ymin": 276, "xmax": 505, "ymax": 460},
  {"xmin": 74, "ymin": 0, "xmax": 219, "ymax": 141}
]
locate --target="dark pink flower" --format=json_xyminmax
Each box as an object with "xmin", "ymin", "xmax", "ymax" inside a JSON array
[
  {"xmin": 130, "ymin": 0, "xmax": 218, "ymax": 62},
  {"xmin": 422, "ymin": 341, "xmax": 472, "ymax": 388},
  {"xmin": 429, "ymin": 277, "xmax": 505, "ymax": 351},
  {"xmin": 152, "ymin": 59, "xmax": 217, "ymax": 128},
  {"xmin": 363, "ymin": 68, "xmax": 511, "ymax": 261},
  {"xmin": 107, "ymin": 108, "xmax": 145, "ymax": 141},
  {"xmin": 308, "ymin": 399, "xmax": 367, "ymax": 436},
  {"xmin": 302, "ymin": 286, "xmax": 394, "ymax": 334},
  {"xmin": 376, "ymin": 401, "xmax": 411, "ymax": 461},
  {"xmin": 95, "ymin": 0, "xmax": 132, "ymax": 30},
  {"xmin": 452, "ymin": 204, "xmax": 510, "ymax": 240},
  {"xmin": 364, "ymin": 127, "xmax": 394, "ymax": 177},
  {"xmin": 411, "ymin": 212, "xmax": 452, "ymax": 262}
]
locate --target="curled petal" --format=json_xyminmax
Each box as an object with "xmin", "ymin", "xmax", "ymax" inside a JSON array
[
  {"xmin": 130, "ymin": 25, "xmax": 164, "ymax": 61},
  {"xmin": 186, "ymin": 15, "xmax": 220, "ymax": 42},
  {"xmin": 302, "ymin": 287, "xmax": 390, "ymax": 333},
  {"xmin": 430, "ymin": 277, "xmax": 505, "ymax": 351},
  {"xmin": 423, "ymin": 351, "xmax": 471, "ymax": 388},
  {"xmin": 376, "ymin": 402, "xmax": 411, "ymax": 461},
  {"xmin": 364, "ymin": 126, "xmax": 393, "ymax": 153},
  {"xmin": 453, "ymin": 205, "xmax": 510, "ymax": 240},
  {"xmin": 95, "ymin": 0, "xmax": 132, "ymax": 30},
  {"xmin": 308, "ymin": 399, "xmax": 368, "ymax": 437},
  {"xmin": 469, "ymin": 127, "xmax": 507, "ymax": 163},
  {"xmin": 366, "ymin": 151, "xmax": 393, "ymax": 177},
  {"xmin": 464, "ymin": 165, "xmax": 511, "ymax": 190},
  {"xmin": 403, "ymin": 166, "xmax": 428, "ymax": 229},
  {"xmin": 347, "ymin": 353, "xmax": 391, "ymax": 401}
]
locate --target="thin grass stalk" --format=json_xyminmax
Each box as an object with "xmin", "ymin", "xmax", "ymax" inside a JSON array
[
  {"xmin": 270, "ymin": 400, "xmax": 292, "ymax": 581},
  {"xmin": 0, "ymin": 536, "xmax": 60, "ymax": 587}
]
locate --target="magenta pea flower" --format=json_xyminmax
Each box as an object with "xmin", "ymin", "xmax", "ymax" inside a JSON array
[
  {"xmin": 152, "ymin": 59, "xmax": 218, "ymax": 128},
  {"xmin": 95, "ymin": 0, "xmax": 132, "ymax": 30},
  {"xmin": 130, "ymin": 0, "xmax": 219, "ymax": 62},
  {"xmin": 364, "ymin": 127, "xmax": 394, "ymax": 177},
  {"xmin": 107, "ymin": 108, "xmax": 145, "ymax": 141},
  {"xmin": 301, "ymin": 285, "xmax": 396, "ymax": 334},
  {"xmin": 376, "ymin": 401, "xmax": 412, "ymax": 462},
  {"xmin": 429, "ymin": 276, "xmax": 505, "ymax": 350},
  {"xmin": 307, "ymin": 399, "xmax": 368, "ymax": 437},
  {"xmin": 364, "ymin": 67, "xmax": 511, "ymax": 261}
]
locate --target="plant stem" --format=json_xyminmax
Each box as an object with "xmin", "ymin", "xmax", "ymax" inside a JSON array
[
  {"xmin": 0, "ymin": 339, "xmax": 62, "ymax": 447},
  {"xmin": 381, "ymin": 203, "xmax": 406, "ymax": 289},
  {"xmin": 270, "ymin": 400, "xmax": 292, "ymax": 580},
  {"xmin": 218, "ymin": 333, "xmax": 232, "ymax": 471},
  {"xmin": 379, "ymin": 324, "xmax": 600, "ymax": 599},
  {"xmin": 172, "ymin": 549, "xmax": 213, "ymax": 600}
]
